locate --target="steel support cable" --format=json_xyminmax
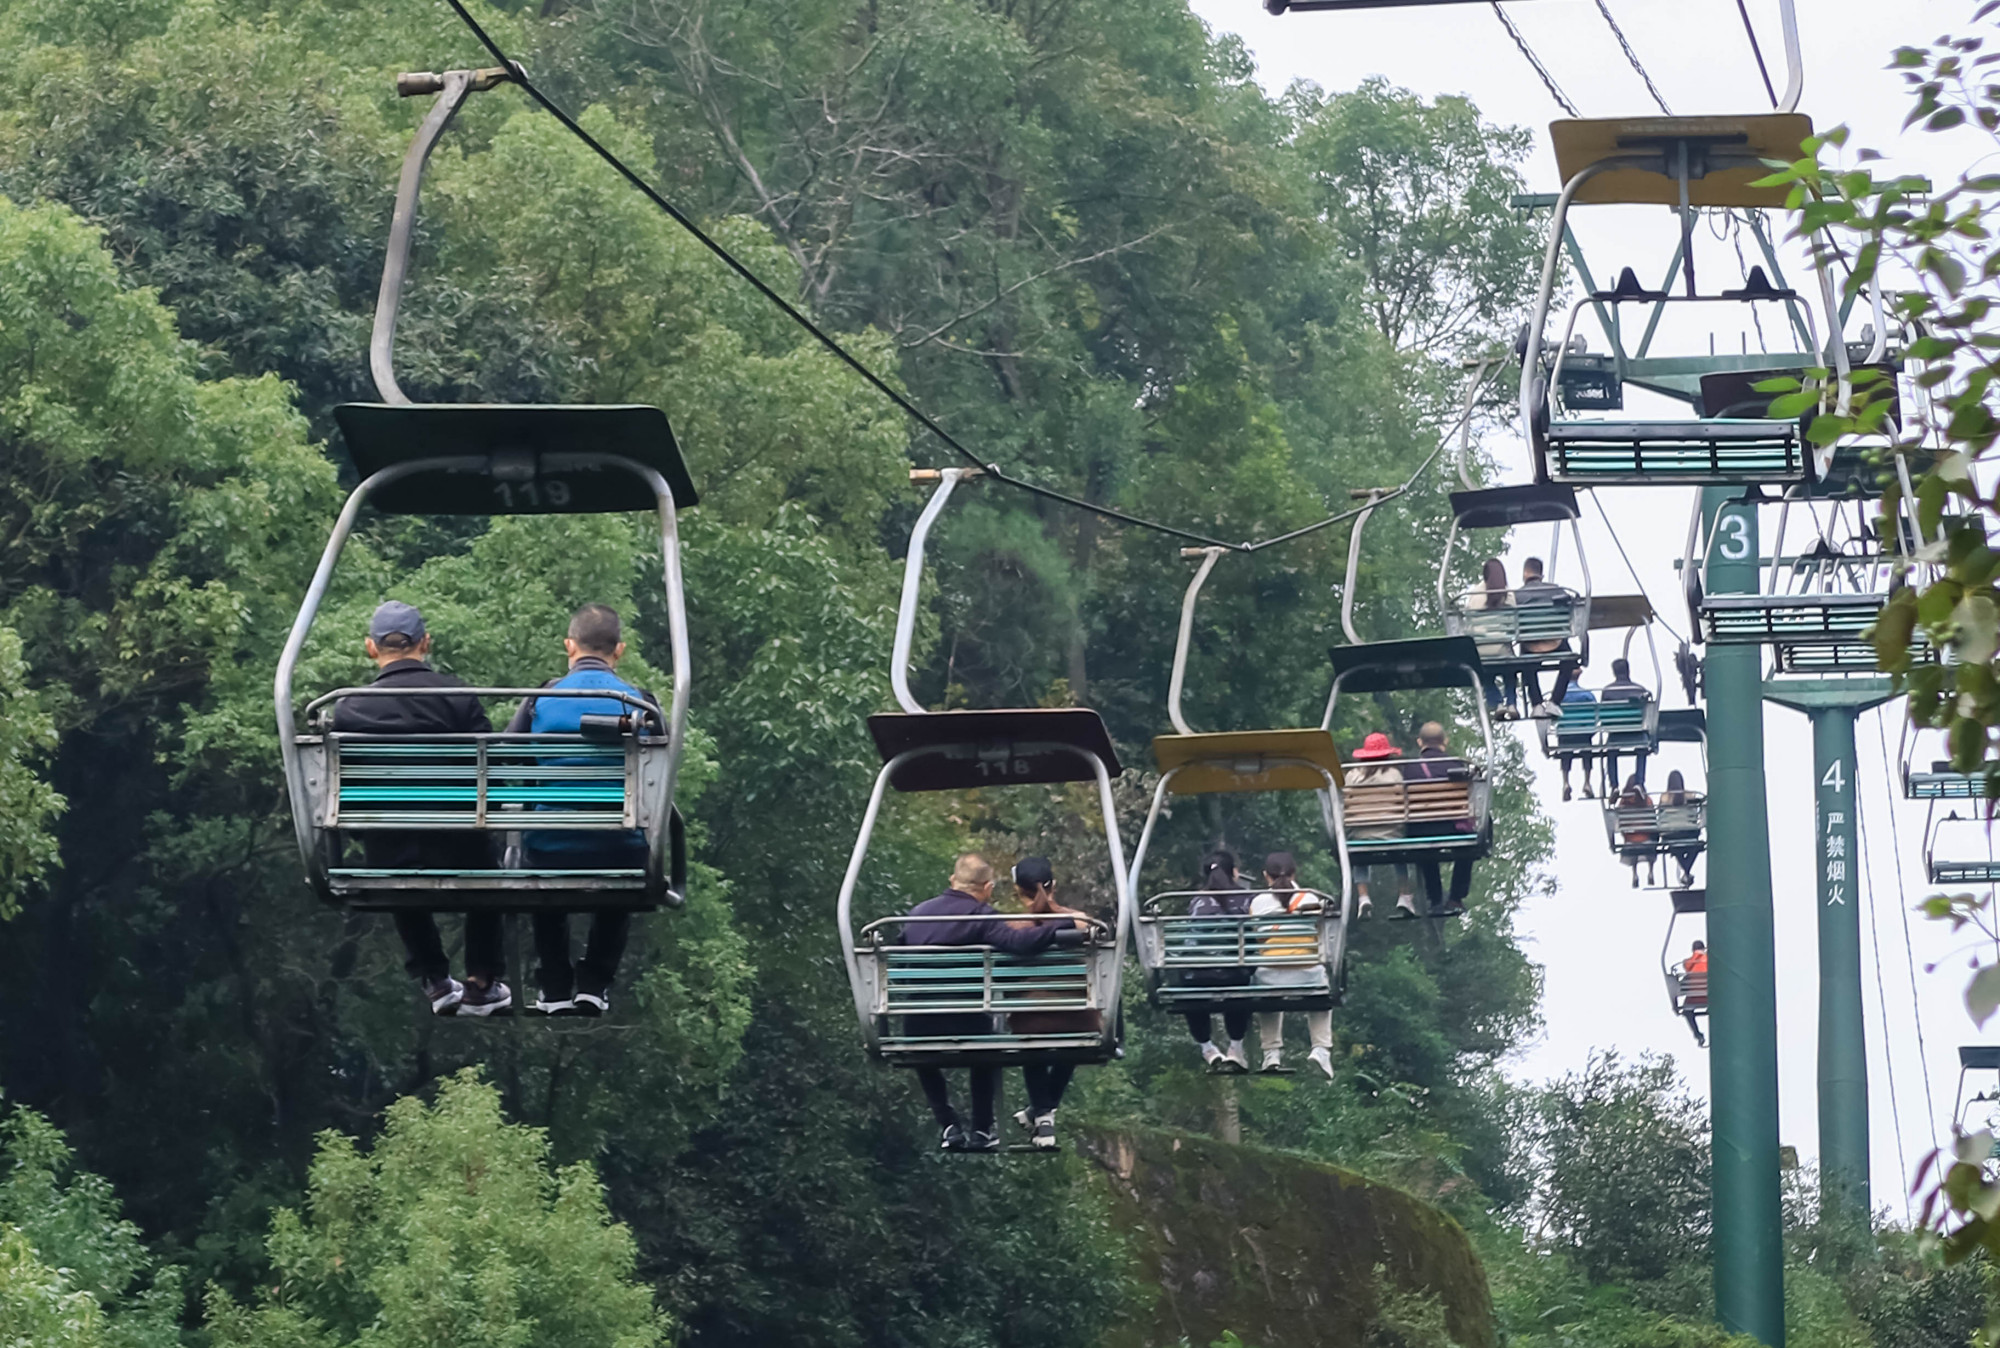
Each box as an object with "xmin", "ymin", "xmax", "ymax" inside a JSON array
[
  {"xmin": 1855, "ymin": 765, "xmax": 1916, "ymax": 1218},
  {"xmin": 435, "ymin": 0, "xmax": 1248, "ymax": 551},
  {"xmin": 1586, "ymin": 490, "xmax": 1688, "ymax": 645},
  {"xmin": 1735, "ymin": 0, "xmax": 1780, "ymax": 109},
  {"xmin": 1875, "ymin": 708, "xmax": 1940, "ymax": 1138},
  {"xmin": 436, "ymin": 0, "xmax": 1502, "ymax": 559},
  {"xmin": 1491, "ymin": 3, "xmax": 1578, "ymax": 117},
  {"xmin": 1592, "ymin": 0, "xmax": 1672, "ymax": 115}
]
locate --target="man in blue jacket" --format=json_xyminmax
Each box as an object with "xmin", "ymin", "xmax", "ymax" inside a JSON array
[
  {"xmin": 506, "ymin": 604, "xmax": 660, "ymax": 1016},
  {"xmin": 903, "ymin": 853, "xmax": 1064, "ymax": 1152}
]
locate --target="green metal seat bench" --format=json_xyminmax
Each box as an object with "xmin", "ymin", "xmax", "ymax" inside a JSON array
[
  {"xmin": 1542, "ymin": 419, "xmax": 1807, "ymax": 486},
  {"xmin": 1536, "ymin": 699, "xmax": 1659, "ymax": 760},
  {"xmin": 867, "ymin": 941, "xmax": 1112, "ymax": 1065}
]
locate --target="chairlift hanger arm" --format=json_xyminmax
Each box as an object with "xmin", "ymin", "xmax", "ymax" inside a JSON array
[{"xmin": 372, "ymin": 68, "xmax": 513, "ymax": 405}]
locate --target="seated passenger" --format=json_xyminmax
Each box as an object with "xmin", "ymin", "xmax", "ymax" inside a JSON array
[
  {"xmin": 1183, "ymin": 850, "xmax": 1253, "ymax": 1073},
  {"xmin": 1466, "ymin": 559, "xmax": 1520, "ymax": 718},
  {"xmin": 1599, "ymin": 658, "xmax": 1653, "ymax": 789},
  {"xmin": 1248, "ymin": 852, "xmax": 1334, "ymax": 1081},
  {"xmin": 506, "ymin": 603, "xmax": 660, "ymax": 1018},
  {"xmin": 331, "ymin": 601, "xmax": 510, "ymax": 1017},
  {"xmin": 1402, "ymin": 722, "xmax": 1474, "ymax": 917},
  {"xmin": 1676, "ymin": 940, "xmax": 1709, "ymax": 1048},
  {"xmin": 1660, "ymin": 769, "xmax": 1702, "ymax": 889},
  {"xmin": 1345, "ymin": 732, "xmax": 1416, "ymax": 920},
  {"xmin": 1555, "ymin": 683, "xmax": 1597, "ymax": 801},
  {"xmin": 1615, "ymin": 775, "xmax": 1655, "ymax": 888},
  {"xmin": 1004, "ymin": 856, "xmax": 1097, "ymax": 1151},
  {"xmin": 1514, "ymin": 557, "xmax": 1579, "ymax": 716},
  {"xmin": 904, "ymin": 853, "xmax": 1066, "ymax": 1152}
]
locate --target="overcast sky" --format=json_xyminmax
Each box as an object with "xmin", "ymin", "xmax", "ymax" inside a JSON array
[{"xmin": 1185, "ymin": 0, "xmax": 1997, "ymax": 1221}]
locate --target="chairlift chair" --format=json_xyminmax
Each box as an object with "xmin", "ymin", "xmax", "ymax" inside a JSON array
[
  {"xmin": 1924, "ymin": 803, "xmax": 2000, "ymax": 887},
  {"xmin": 1901, "ymin": 723, "xmax": 1994, "ymax": 801},
  {"xmin": 275, "ymin": 69, "xmax": 694, "ymax": 914},
  {"xmin": 1600, "ymin": 710, "xmax": 1707, "ymax": 887},
  {"xmin": 1955, "ymin": 1046, "xmax": 2000, "ymax": 1135},
  {"xmin": 1533, "ymin": 595, "xmax": 1663, "ymax": 766},
  {"xmin": 1439, "ymin": 484, "xmax": 1592, "ymax": 678},
  {"xmin": 1518, "ymin": 114, "xmax": 1844, "ymax": 489},
  {"xmin": 1662, "ymin": 887, "xmax": 1709, "ymax": 1024},
  {"xmin": 1322, "ymin": 636, "xmax": 1495, "ymax": 869},
  {"xmin": 1129, "ymin": 551, "xmax": 1354, "ymax": 1014},
  {"xmin": 837, "ymin": 469, "xmax": 1128, "ymax": 1069}
]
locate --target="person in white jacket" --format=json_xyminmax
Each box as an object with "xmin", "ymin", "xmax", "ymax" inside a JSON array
[{"xmin": 1248, "ymin": 852, "xmax": 1334, "ymax": 1080}]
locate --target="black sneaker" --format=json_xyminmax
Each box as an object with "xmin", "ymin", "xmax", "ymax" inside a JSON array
[
  {"xmin": 460, "ymin": 979, "xmax": 512, "ymax": 1017},
  {"xmin": 939, "ymin": 1123, "xmax": 969, "ymax": 1151},
  {"xmin": 1030, "ymin": 1115, "xmax": 1058, "ymax": 1150},
  {"xmin": 572, "ymin": 990, "xmax": 608, "ymax": 1017},
  {"xmin": 965, "ymin": 1130, "xmax": 1001, "ymax": 1153},
  {"xmin": 422, "ymin": 976, "xmax": 464, "ymax": 1015},
  {"xmin": 533, "ymin": 992, "xmax": 577, "ymax": 1016}
]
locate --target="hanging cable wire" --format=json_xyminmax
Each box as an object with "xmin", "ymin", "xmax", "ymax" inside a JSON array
[
  {"xmin": 434, "ymin": 0, "xmax": 1252, "ymax": 548},
  {"xmin": 1592, "ymin": 0, "xmax": 1672, "ymax": 115},
  {"xmin": 1587, "ymin": 491, "xmax": 1687, "ymax": 644},
  {"xmin": 1735, "ymin": 0, "xmax": 1779, "ymax": 109},
  {"xmin": 1489, "ymin": 4, "xmax": 1579, "ymax": 117},
  {"xmin": 1876, "ymin": 709, "xmax": 1941, "ymax": 1139},
  {"xmin": 1855, "ymin": 764, "xmax": 1916, "ymax": 1218},
  {"xmin": 437, "ymin": 0, "xmax": 1500, "ymax": 558}
]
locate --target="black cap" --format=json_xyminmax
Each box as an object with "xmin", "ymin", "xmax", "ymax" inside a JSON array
[
  {"xmin": 1012, "ymin": 856, "xmax": 1054, "ymax": 890},
  {"xmin": 1264, "ymin": 851, "xmax": 1296, "ymax": 878},
  {"xmin": 370, "ymin": 599, "xmax": 426, "ymax": 642}
]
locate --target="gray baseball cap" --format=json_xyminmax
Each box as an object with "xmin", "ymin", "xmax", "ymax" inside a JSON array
[{"xmin": 369, "ymin": 600, "xmax": 427, "ymax": 643}]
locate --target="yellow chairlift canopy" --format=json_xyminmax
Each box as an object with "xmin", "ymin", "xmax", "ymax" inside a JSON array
[
  {"xmin": 1550, "ymin": 114, "xmax": 1813, "ymax": 208},
  {"xmin": 1152, "ymin": 729, "xmax": 1345, "ymax": 796}
]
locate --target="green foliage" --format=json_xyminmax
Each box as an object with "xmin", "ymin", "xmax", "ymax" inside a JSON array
[
  {"xmin": 203, "ymin": 1070, "xmax": 669, "ymax": 1348},
  {"xmin": 0, "ymin": 1102, "xmax": 181, "ymax": 1348},
  {"xmin": 1508, "ymin": 1052, "xmax": 1711, "ymax": 1287},
  {"xmin": 0, "ymin": 626, "xmax": 62, "ymax": 917},
  {"xmin": 1366, "ymin": 1264, "xmax": 1464, "ymax": 1348}
]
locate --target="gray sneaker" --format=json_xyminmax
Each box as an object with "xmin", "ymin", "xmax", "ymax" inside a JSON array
[
  {"xmin": 460, "ymin": 979, "xmax": 512, "ymax": 1017},
  {"xmin": 422, "ymin": 976, "xmax": 464, "ymax": 1015}
]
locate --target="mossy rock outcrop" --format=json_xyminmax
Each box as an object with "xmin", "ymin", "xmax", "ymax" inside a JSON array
[{"xmin": 1077, "ymin": 1126, "xmax": 1494, "ymax": 1348}]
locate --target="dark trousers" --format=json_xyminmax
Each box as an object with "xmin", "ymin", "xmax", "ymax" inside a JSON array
[
  {"xmin": 918, "ymin": 1066, "xmax": 998, "ymax": 1132},
  {"xmin": 910, "ymin": 1011, "xmax": 999, "ymax": 1131},
  {"xmin": 532, "ymin": 911, "xmax": 630, "ymax": 1000},
  {"xmin": 395, "ymin": 911, "xmax": 504, "ymax": 983},
  {"xmin": 1023, "ymin": 1064, "xmax": 1076, "ymax": 1117},
  {"xmin": 1185, "ymin": 1009, "xmax": 1251, "ymax": 1044},
  {"xmin": 525, "ymin": 837, "xmax": 642, "ymax": 998},
  {"xmin": 1482, "ymin": 670, "xmax": 1519, "ymax": 710},
  {"xmin": 1606, "ymin": 750, "xmax": 1650, "ymax": 790},
  {"xmin": 1525, "ymin": 663, "xmax": 1577, "ymax": 707},
  {"xmin": 1683, "ymin": 1012, "xmax": 1707, "ymax": 1045},
  {"xmin": 364, "ymin": 832, "xmax": 500, "ymax": 984},
  {"xmin": 1416, "ymin": 859, "xmax": 1474, "ymax": 912}
]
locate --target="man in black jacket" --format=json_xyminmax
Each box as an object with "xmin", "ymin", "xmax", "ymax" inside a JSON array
[
  {"xmin": 903, "ymin": 853, "xmax": 1062, "ymax": 1151},
  {"xmin": 1599, "ymin": 657, "xmax": 1654, "ymax": 789},
  {"xmin": 331, "ymin": 601, "xmax": 510, "ymax": 1016}
]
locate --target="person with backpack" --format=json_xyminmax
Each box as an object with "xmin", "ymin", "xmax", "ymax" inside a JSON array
[{"xmin": 1248, "ymin": 852, "xmax": 1334, "ymax": 1080}]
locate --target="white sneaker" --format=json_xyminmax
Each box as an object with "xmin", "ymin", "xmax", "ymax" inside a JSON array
[
  {"xmin": 1393, "ymin": 895, "xmax": 1418, "ymax": 920},
  {"xmin": 1356, "ymin": 895, "xmax": 1374, "ymax": 919},
  {"xmin": 1308, "ymin": 1046, "xmax": 1334, "ymax": 1080},
  {"xmin": 1260, "ymin": 1052, "xmax": 1285, "ymax": 1074},
  {"xmin": 1222, "ymin": 1040, "xmax": 1251, "ymax": 1073},
  {"xmin": 1199, "ymin": 1041, "xmax": 1224, "ymax": 1066},
  {"xmin": 1012, "ymin": 1108, "xmax": 1034, "ymax": 1134}
]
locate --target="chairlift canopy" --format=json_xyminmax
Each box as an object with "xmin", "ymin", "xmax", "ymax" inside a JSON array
[
  {"xmin": 1589, "ymin": 595, "xmax": 1656, "ymax": 630},
  {"xmin": 335, "ymin": 403, "xmax": 699, "ymax": 515},
  {"xmin": 1328, "ymin": 636, "xmax": 1484, "ymax": 693},
  {"xmin": 866, "ymin": 709, "xmax": 1121, "ymax": 791},
  {"xmin": 1449, "ymin": 483, "xmax": 1580, "ymax": 530},
  {"xmin": 1152, "ymin": 729, "xmax": 1345, "ymax": 795},
  {"xmin": 1550, "ymin": 115, "xmax": 1814, "ymax": 208}
]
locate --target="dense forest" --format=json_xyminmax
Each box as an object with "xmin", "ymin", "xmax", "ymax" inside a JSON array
[{"xmin": 0, "ymin": 0, "xmax": 1991, "ymax": 1344}]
